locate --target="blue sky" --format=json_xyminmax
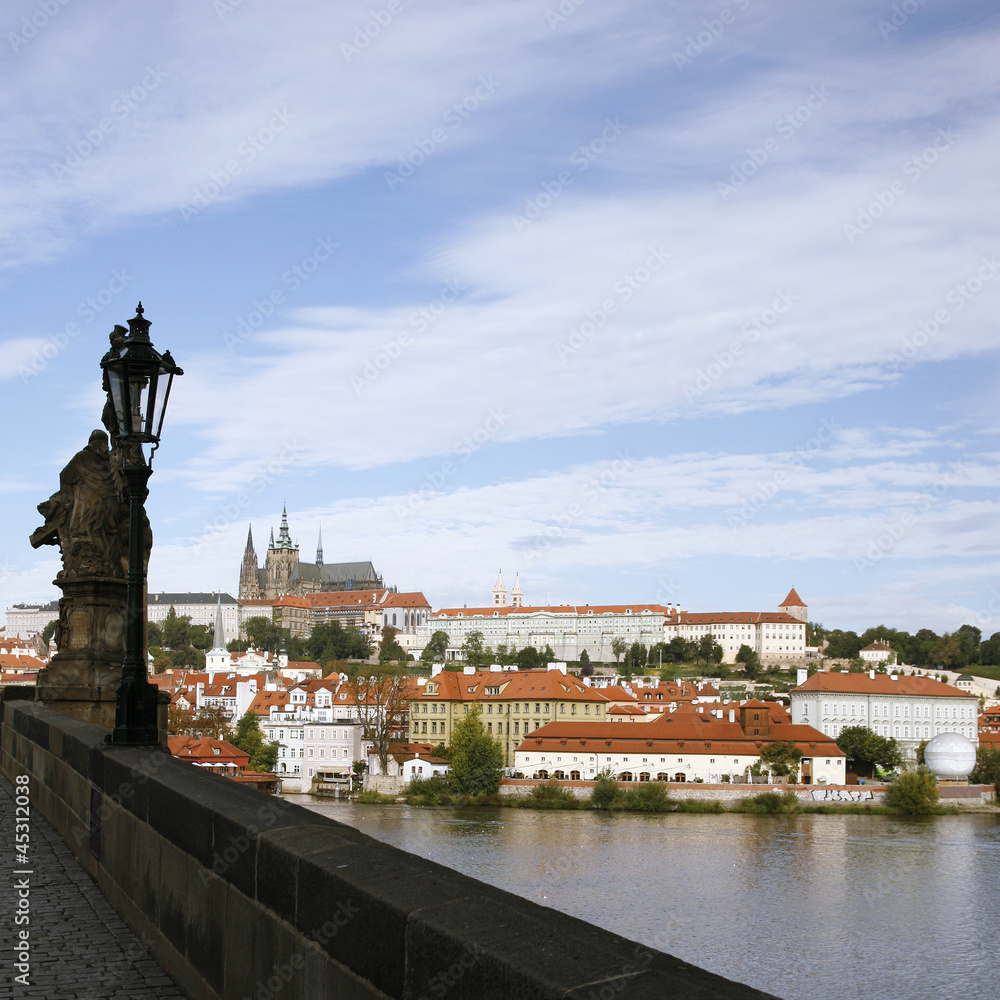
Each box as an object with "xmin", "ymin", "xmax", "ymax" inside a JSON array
[{"xmin": 2, "ymin": 0, "xmax": 1000, "ymax": 634}]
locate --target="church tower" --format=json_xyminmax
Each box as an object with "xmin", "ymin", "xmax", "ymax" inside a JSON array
[
  {"xmin": 206, "ymin": 595, "xmax": 231, "ymax": 673},
  {"xmin": 316, "ymin": 525, "xmax": 323, "ymax": 568},
  {"xmin": 239, "ymin": 525, "xmax": 262, "ymax": 601},
  {"xmin": 492, "ymin": 570, "xmax": 507, "ymax": 607},
  {"xmin": 511, "ymin": 572, "xmax": 523, "ymax": 608},
  {"xmin": 264, "ymin": 502, "xmax": 299, "ymax": 598}
]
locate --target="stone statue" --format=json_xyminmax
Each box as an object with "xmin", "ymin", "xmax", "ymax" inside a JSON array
[
  {"xmin": 29, "ymin": 324, "xmax": 154, "ymax": 728},
  {"xmin": 30, "ymin": 429, "xmax": 129, "ymax": 580}
]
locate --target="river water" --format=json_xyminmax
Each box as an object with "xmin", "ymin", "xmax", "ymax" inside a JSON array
[{"xmin": 285, "ymin": 796, "xmax": 1000, "ymax": 1000}]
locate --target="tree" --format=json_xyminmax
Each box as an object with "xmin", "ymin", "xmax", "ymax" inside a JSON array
[
  {"xmin": 420, "ymin": 630, "xmax": 450, "ymax": 662},
  {"xmin": 611, "ymin": 637, "xmax": 628, "ymax": 665},
  {"xmin": 515, "ymin": 646, "xmax": 543, "ymax": 670},
  {"xmin": 161, "ymin": 606, "xmax": 191, "ymax": 650},
  {"xmin": 697, "ymin": 634, "xmax": 723, "ymax": 665},
  {"xmin": 461, "ymin": 630, "xmax": 488, "ymax": 667},
  {"xmin": 823, "ymin": 630, "xmax": 863, "ymax": 660},
  {"xmin": 379, "ymin": 626, "xmax": 407, "ymax": 664},
  {"xmin": 349, "ymin": 665, "xmax": 409, "ymax": 775},
  {"xmin": 152, "ymin": 654, "xmax": 173, "ymax": 674},
  {"xmin": 736, "ymin": 644, "xmax": 761, "ymax": 680},
  {"xmin": 244, "ymin": 615, "xmax": 282, "ymax": 653},
  {"xmin": 806, "ymin": 621, "xmax": 826, "ymax": 647},
  {"xmin": 578, "ymin": 649, "xmax": 593, "ymax": 676},
  {"xmin": 171, "ymin": 704, "xmax": 232, "ymax": 739},
  {"xmin": 306, "ymin": 622, "xmax": 372, "ymax": 664},
  {"xmin": 664, "ymin": 636, "xmax": 691, "ymax": 663},
  {"xmin": 971, "ymin": 746, "xmax": 1000, "ymax": 786},
  {"xmin": 146, "ymin": 620, "xmax": 163, "ymax": 647},
  {"xmin": 761, "ymin": 741, "xmax": 803, "ymax": 779},
  {"xmin": 448, "ymin": 706, "xmax": 503, "ymax": 795},
  {"xmin": 628, "ymin": 642, "xmax": 648, "ymax": 672},
  {"xmin": 886, "ymin": 768, "xmax": 939, "ymax": 814},
  {"xmin": 836, "ymin": 725, "xmax": 903, "ymax": 778},
  {"xmin": 230, "ymin": 711, "xmax": 279, "ymax": 772}
]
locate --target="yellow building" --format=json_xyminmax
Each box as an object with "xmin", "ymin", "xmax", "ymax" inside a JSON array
[{"xmin": 407, "ymin": 667, "xmax": 608, "ymax": 765}]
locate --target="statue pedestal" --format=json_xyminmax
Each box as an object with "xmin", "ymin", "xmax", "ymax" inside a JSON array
[{"xmin": 34, "ymin": 577, "xmax": 128, "ymax": 731}]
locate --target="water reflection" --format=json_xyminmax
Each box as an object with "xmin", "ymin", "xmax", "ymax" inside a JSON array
[{"xmin": 286, "ymin": 796, "xmax": 999, "ymax": 1000}]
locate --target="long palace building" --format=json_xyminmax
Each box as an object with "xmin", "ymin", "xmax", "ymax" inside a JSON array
[{"xmin": 415, "ymin": 586, "xmax": 809, "ymax": 664}]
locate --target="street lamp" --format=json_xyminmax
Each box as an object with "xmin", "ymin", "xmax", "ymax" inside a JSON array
[{"xmin": 100, "ymin": 302, "xmax": 183, "ymax": 745}]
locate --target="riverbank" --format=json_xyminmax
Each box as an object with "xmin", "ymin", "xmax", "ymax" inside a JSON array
[{"xmin": 351, "ymin": 779, "xmax": 989, "ymax": 816}]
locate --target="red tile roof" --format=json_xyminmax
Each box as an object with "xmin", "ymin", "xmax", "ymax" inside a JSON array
[
  {"xmin": 793, "ymin": 672, "xmax": 973, "ymax": 698},
  {"xmin": 780, "ymin": 588, "xmax": 806, "ymax": 608}
]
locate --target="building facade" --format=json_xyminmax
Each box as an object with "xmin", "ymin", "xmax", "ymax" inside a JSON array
[
  {"xmin": 147, "ymin": 592, "xmax": 242, "ymax": 644},
  {"xmin": 3, "ymin": 601, "xmax": 59, "ymax": 639},
  {"xmin": 407, "ymin": 666, "xmax": 608, "ymax": 765},
  {"xmin": 790, "ymin": 671, "xmax": 979, "ymax": 761}
]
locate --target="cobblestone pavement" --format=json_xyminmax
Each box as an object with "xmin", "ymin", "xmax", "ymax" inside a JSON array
[{"xmin": 0, "ymin": 774, "xmax": 189, "ymax": 1000}]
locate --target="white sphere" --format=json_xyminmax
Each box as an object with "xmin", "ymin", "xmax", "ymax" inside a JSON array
[{"xmin": 923, "ymin": 732, "xmax": 977, "ymax": 779}]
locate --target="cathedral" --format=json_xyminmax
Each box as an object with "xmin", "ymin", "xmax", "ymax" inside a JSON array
[{"xmin": 238, "ymin": 504, "xmax": 384, "ymax": 601}]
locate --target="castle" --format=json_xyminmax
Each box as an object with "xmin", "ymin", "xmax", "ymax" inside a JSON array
[{"xmin": 238, "ymin": 504, "xmax": 383, "ymax": 601}]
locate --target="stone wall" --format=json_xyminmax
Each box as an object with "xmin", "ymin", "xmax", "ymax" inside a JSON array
[{"xmin": 0, "ymin": 690, "xmax": 778, "ymax": 1000}]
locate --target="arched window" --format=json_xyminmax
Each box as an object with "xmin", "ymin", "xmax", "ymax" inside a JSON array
[
  {"xmin": 639, "ymin": 772, "xmax": 650, "ymax": 782},
  {"xmin": 536, "ymin": 770, "xmax": 549, "ymax": 779},
  {"xmin": 619, "ymin": 771, "xmax": 633, "ymax": 782},
  {"xmin": 570, "ymin": 770, "xmax": 581, "ymax": 781},
  {"xmin": 553, "ymin": 770, "xmax": 565, "ymax": 779},
  {"xmin": 656, "ymin": 772, "xmax": 669, "ymax": 782},
  {"xmin": 392, "ymin": 613, "xmax": 397, "ymax": 625},
  {"xmin": 673, "ymin": 772, "xmax": 686, "ymax": 783}
]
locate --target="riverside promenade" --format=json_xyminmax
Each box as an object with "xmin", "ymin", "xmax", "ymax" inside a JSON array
[{"xmin": 0, "ymin": 775, "xmax": 187, "ymax": 1000}]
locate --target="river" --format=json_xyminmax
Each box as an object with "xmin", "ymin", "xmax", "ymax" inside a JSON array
[{"xmin": 285, "ymin": 796, "xmax": 999, "ymax": 1000}]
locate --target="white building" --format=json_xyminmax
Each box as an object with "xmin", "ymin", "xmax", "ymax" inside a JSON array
[
  {"xmin": 859, "ymin": 641, "xmax": 897, "ymax": 665},
  {"xmin": 3, "ymin": 602, "xmax": 59, "ymax": 639},
  {"xmin": 147, "ymin": 592, "xmax": 242, "ymax": 643},
  {"xmin": 790, "ymin": 671, "xmax": 979, "ymax": 762}
]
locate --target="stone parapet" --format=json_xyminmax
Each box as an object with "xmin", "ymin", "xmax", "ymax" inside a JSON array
[{"xmin": 1, "ymin": 692, "xmax": 779, "ymax": 1000}]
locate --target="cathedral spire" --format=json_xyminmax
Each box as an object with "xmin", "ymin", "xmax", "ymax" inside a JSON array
[
  {"xmin": 275, "ymin": 501, "xmax": 294, "ymax": 549},
  {"xmin": 238, "ymin": 524, "xmax": 262, "ymax": 601},
  {"xmin": 492, "ymin": 569, "xmax": 507, "ymax": 607},
  {"xmin": 316, "ymin": 525, "xmax": 323, "ymax": 567}
]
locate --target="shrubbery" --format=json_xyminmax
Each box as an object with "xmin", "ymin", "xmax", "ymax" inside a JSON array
[{"xmin": 885, "ymin": 768, "xmax": 940, "ymax": 815}]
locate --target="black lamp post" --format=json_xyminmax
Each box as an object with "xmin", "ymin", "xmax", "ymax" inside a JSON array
[{"xmin": 101, "ymin": 302, "xmax": 183, "ymax": 745}]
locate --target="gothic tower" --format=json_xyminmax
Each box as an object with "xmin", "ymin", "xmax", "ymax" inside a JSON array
[
  {"xmin": 511, "ymin": 572, "xmax": 523, "ymax": 608},
  {"xmin": 239, "ymin": 525, "xmax": 262, "ymax": 601},
  {"xmin": 316, "ymin": 525, "xmax": 323, "ymax": 568},
  {"xmin": 264, "ymin": 502, "xmax": 299, "ymax": 597}
]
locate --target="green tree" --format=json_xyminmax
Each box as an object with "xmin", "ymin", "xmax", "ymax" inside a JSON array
[
  {"xmin": 461, "ymin": 630, "xmax": 488, "ymax": 667},
  {"xmin": 886, "ymin": 768, "xmax": 940, "ymax": 814},
  {"xmin": 243, "ymin": 615, "xmax": 282, "ymax": 653},
  {"xmin": 40, "ymin": 620, "xmax": 58, "ymax": 647},
  {"xmin": 146, "ymin": 620, "xmax": 163, "ymax": 647},
  {"xmin": 230, "ymin": 711, "xmax": 279, "ymax": 772},
  {"xmin": 697, "ymin": 634, "xmax": 723, "ymax": 665},
  {"xmin": 836, "ymin": 725, "xmax": 903, "ymax": 778},
  {"xmin": 448, "ymin": 706, "xmax": 503, "ymax": 795},
  {"xmin": 161, "ymin": 606, "xmax": 191, "ymax": 649},
  {"xmin": 350, "ymin": 665, "xmax": 409, "ymax": 774},
  {"xmin": 611, "ymin": 637, "xmax": 628, "ymax": 665},
  {"xmin": 664, "ymin": 636, "xmax": 691, "ymax": 663},
  {"xmin": 188, "ymin": 623, "xmax": 214, "ymax": 651},
  {"xmin": 578, "ymin": 648, "xmax": 593, "ymax": 676},
  {"xmin": 736, "ymin": 644, "xmax": 761, "ymax": 680},
  {"xmin": 152, "ymin": 654, "xmax": 173, "ymax": 674},
  {"xmin": 806, "ymin": 621, "xmax": 826, "ymax": 647},
  {"xmin": 420, "ymin": 630, "xmax": 451, "ymax": 662},
  {"xmin": 628, "ymin": 642, "xmax": 648, "ymax": 672},
  {"xmin": 306, "ymin": 622, "xmax": 372, "ymax": 664},
  {"xmin": 516, "ymin": 645, "xmax": 543, "ymax": 670},
  {"xmin": 378, "ymin": 626, "xmax": 407, "ymax": 664},
  {"xmin": 823, "ymin": 630, "xmax": 862, "ymax": 660},
  {"xmin": 980, "ymin": 632, "xmax": 1000, "ymax": 666},
  {"xmin": 970, "ymin": 746, "xmax": 1000, "ymax": 786},
  {"xmin": 761, "ymin": 741, "xmax": 803, "ymax": 779}
]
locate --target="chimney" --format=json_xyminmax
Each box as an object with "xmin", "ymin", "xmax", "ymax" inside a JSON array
[
  {"xmin": 729, "ymin": 708, "xmax": 735, "ymax": 723},
  {"xmin": 890, "ymin": 674, "xmax": 898, "ymax": 682},
  {"xmin": 796, "ymin": 668, "xmax": 807, "ymax": 686},
  {"xmin": 869, "ymin": 669, "xmax": 875, "ymax": 680}
]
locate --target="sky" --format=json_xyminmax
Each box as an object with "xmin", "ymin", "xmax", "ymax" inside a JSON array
[{"xmin": 2, "ymin": 0, "xmax": 999, "ymax": 636}]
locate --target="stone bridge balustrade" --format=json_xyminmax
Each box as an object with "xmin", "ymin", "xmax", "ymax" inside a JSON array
[{"xmin": 0, "ymin": 689, "xmax": 779, "ymax": 1000}]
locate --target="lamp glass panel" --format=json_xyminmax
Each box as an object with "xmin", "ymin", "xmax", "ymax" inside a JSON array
[{"xmin": 128, "ymin": 374, "xmax": 147, "ymax": 435}]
